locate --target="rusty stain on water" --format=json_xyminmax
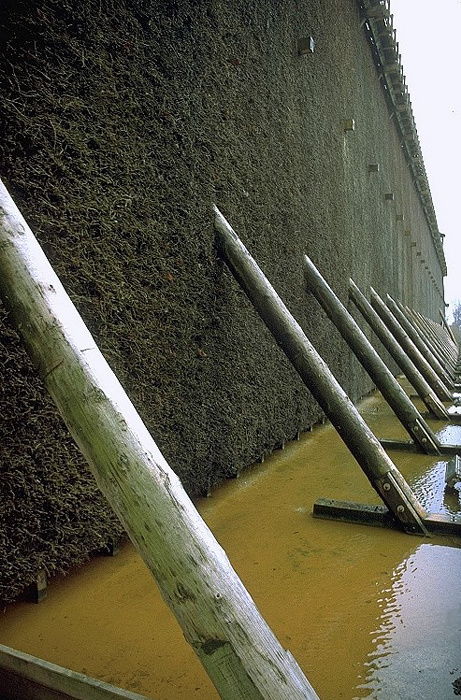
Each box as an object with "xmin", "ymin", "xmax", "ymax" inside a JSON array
[{"xmin": 0, "ymin": 390, "xmax": 460, "ymax": 699}]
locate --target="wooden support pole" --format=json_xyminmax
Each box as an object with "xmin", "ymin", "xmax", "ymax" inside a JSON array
[
  {"xmin": 0, "ymin": 180, "xmax": 321, "ymax": 700},
  {"xmin": 409, "ymin": 308, "xmax": 457, "ymax": 373},
  {"xmin": 430, "ymin": 319, "xmax": 459, "ymax": 368},
  {"xmin": 440, "ymin": 308, "xmax": 458, "ymax": 347},
  {"xmin": 370, "ymin": 287, "xmax": 453, "ymax": 402},
  {"xmin": 435, "ymin": 320, "xmax": 458, "ymax": 368},
  {"xmin": 215, "ymin": 207, "xmax": 428, "ymax": 535},
  {"xmin": 400, "ymin": 303, "xmax": 455, "ymax": 379},
  {"xmin": 349, "ymin": 281, "xmax": 449, "ymax": 420},
  {"xmin": 430, "ymin": 313, "xmax": 458, "ymax": 358},
  {"xmin": 387, "ymin": 297, "xmax": 456, "ymax": 395},
  {"xmin": 422, "ymin": 310, "xmax": 457, "ymax": 374},
  {"xmin": 431, "ymin": 316, "xmax": 458, "ymax": 369},
  {"xmin": 302, "ymin": 255, "xmax": 440, "ymax": 454},
  {"xmin": 411, "ymin": 311, "xmax": 458, "ymax": 377},
  {"xmin": 430, "ymin": 312, "xmax": 458, "ymax": 354},
  {"xmin": 424, "ymin": 317, "xmax": 457, "ymax": 376},
  {"xmin": 386, "ymin": 295, "xmax": 454, "ymax": 390}
]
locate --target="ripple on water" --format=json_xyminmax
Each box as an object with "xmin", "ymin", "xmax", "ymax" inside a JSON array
[
  {"xmin": 437, "ymin": 424, "xmax": 461, "ymax": 447},
  {"xmin": 353, "ymin": 543, "xmax": 461, "ymax": 700},
  {"xmin": 410, "ymin": 458, "xmax": 461, "ymax": 516}
]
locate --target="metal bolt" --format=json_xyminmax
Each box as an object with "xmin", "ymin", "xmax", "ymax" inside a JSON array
[
  {"xmin": 396, "ymin": 505, "xmax": 405, "ymax": 513},
  {"xmin": 383, "ymin": 482, "xmax": 391, "ymax": 491}
]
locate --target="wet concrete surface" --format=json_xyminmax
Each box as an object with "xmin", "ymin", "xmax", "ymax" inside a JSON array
[{"xmin": 0, "ymin": 389, "xmax": 460, "ymax": 699}]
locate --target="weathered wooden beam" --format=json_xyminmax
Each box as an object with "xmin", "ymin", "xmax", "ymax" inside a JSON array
[
  {"xmin": 313, "ymin": 498, "xmax": 393, "ymax": 528},
  {"xmin": 424, "ymin": 512, "xmax": 461, "ymax": 536},
  {"xmin": 0, "ymin": 643, "xmax": 152, "ymax": 700},
  {"xmin": 313, "ymin": 498, "xmax": 461, "ymax": 536},
  {"xmin": 410, "ymin": 308, "xmax": 457, "ymax": 372},
  {"xmin": 387, "ymin": 295, "xmax": 454, "ymax": 390},
  {"xmin": 215, "ymin": 207, "xmax": 428, "ymax": 535},
  {"xmin": 430, "ymin": 312, "xmax": 458, "ymax": 355},
  {"xmin": 349, "ymin": 280, "xmax": 449, "ymax": 420},
  {"xmin": 431, "ymin": 313, "xmax": 458, "ymax": 359},
  {"xmin": 402, "ymin": 304, "xmax": 457, "ymax": 380},
  {"xmin": 417, "ymin": 314, "xmax": 458, "ymax": 380},
  {"xmin": 379, "ymin": 438, "xmax": 461, "ymax": 456},
  {"xmin": 416, "ymin": 310, "xmax": 456, "ymax": 373},
  {"xmin": 0, "ymin": 180, "xmax": 321, "ymax": 700},
  {"xmin": 439, "ymin": 308, "xmax": 458, "ymax": 347},
  {"xmin": 400, "ymin": 303, "xmax": 455, "ymax": 379},
  {"xmin": 27, "ymin": 570, "xmax": 47, "ymax": 604},
  {"xmin": 432, "ymin": 317, "xmax": 458, "ymax": 368},
  {"xmin": 370, "ymin": 287, "xmax": 453, "ymax": 402},
  {"xmin": 431, "ymin": 309, "xmax": 459, "ymax": 363},
  {"xmin": 302, "ymin": 255, "xmax": 440, "ymax": 454}
]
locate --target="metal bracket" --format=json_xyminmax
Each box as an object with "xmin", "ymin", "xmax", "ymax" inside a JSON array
[
  {"xmin": 374, "ymin": 471, "xmax": 429, "ymax": 535},
  {"xmin": 423, "ymin": 392, "xmax": 449, "ymax": 420},
  {"xmin": 409, "ymin": 419, "xmax": 441, "ymax": 454}
]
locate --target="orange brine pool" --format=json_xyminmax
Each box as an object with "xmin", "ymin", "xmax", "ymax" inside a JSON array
[{"xmin": 1, "ymin": 391, "xmax": 460, "ymax": 699}]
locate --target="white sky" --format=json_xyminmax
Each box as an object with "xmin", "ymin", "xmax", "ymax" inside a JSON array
[{"xmin": 390, "ymin": 0, "xmax": 461, "ymax": 320}]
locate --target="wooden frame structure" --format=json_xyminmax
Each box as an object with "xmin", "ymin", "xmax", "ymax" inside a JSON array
[
  {"xmin": 302, "ymin": 255, "xmax": 440, "ymax": 454},
  {"xmin": 215, "ymin": 208, "xmax": 461, "ymax": 538}
]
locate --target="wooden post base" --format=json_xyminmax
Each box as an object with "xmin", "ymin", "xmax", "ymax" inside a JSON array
[
  {"xmin": 445, "ymin": 455, "xmax": 461, "ymax": 490},
  {"xmin": 97, "ymin": 538, "xmax": 121, "ymax": 556},
  {"xmin": 26, "ymin": 570, "xmax": 47, "ymax": 604}
]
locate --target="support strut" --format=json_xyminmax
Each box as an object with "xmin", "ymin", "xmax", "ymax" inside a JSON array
[
  {"xmin": 302, "ymin": 255, "xmax": 440, "ymax": 454},
  {"xmin": 215, "ymin": 207, "xmax": 428, "ymax": 535}
]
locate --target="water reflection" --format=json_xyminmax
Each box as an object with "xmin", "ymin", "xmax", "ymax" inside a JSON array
[
  {"xmin": 1, "ymin": 388, "xmax": 459, "ymax": 700},
  {"xmin": 355, "ymin": 544, "xmax": 461, "ymax": 700},
  {"xmin": 404, "ymin": 422, "xmax": 461, "ymax": 516},
  {"xmin": 410, "ymin": 458, "xmax": 461, "ymax": 516},
  {"xmin": 437, "ymin": 424, "xmax": 461, "ymax": 447}
]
